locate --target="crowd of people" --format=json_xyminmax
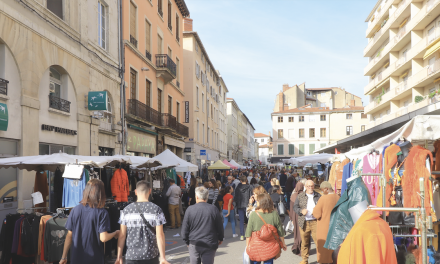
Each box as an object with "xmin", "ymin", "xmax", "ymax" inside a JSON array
[{"xmin": 58, "ymin": 167, "xmax": 339, "ymax": 264}]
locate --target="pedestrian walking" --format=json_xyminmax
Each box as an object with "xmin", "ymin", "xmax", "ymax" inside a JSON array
[
  {"xmin": 166, "ymin": 179, "xmax": 182, "ymax": 229},
  {"xmin": 278, "ymin": 170, "xmax": 287, "ymax": 194},
  {"xmin": 285, "ymin": 172, "xmax": 297, "ymax": 210},
  {"xmin": 270, "ymin": 185, "xmax": 289, "ymax": 223},
  {"xmin": 245, "ymin": 193, "xmax": 287, "ymax": 264},
  {"xmin": 250, "ymin": 178, "xmax": 259, "ymax": 189},
  {"xmin": 267, "ymin": 178, "xmax": 280, "ymax": 194},
  {"xmin": 181, "ymin": 187, "xmax": 224, "ymax": 264},
  {"xmin": 289, "ymin": 181, "xmax": 304, "ymax": 255},
  {"xmin": 246, "ymin": 185, "xmax": 268, "ymax": 218},
  {"xmin": 235, "ymin": 175, "xmax": 253, "ymax": 241},
  {"xmin": 188, "ymin": 178, "xmax": 197, "ymax": 206},
  {"xmin": 293, "ymin": 180, "xmax": 321, "ymax": 264},
  {"xmin": 221, "ymin": 186, "xmax": 238, "ymax": 238},
  {"xmin": 60, "ymin": 179, "xmax": 120, "ymax": 264},
  {"xmin": 312, "ymin": 181, "xmax": 339, "ymax": 264},
  {"xmin": 115, "ymin": 181, "xmax": 169, "ymax": 264},
  {"xmin": 207, "ymin": 179, "xmax": 219, "ymax": 208}
]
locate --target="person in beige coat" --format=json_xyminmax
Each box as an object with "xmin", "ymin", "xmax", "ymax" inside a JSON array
[{"xmin": 312, "ymin": 181, "xmax": 339, "ymax": 264}]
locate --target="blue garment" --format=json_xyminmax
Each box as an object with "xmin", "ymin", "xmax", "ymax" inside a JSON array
[
  {"xmin": 264, "ymin": 182, "xmax": 271, "ymax": 193},
  {"xmin": 237, "ymin": 208, "xmax": 246, "ymax": 236},
  {"xmin": 340, "ymin": 163, "xmax": 353, "ymax": 195},
  {"xmin": 223, "ymin": 209, "xmax": 236, "ymax": 234},
  {"xmin": 65, "ymin": 204, "xmax": 111, "ymax": 264},
  {"xmin": 382, "ymin": 146, "xmax": 389, "ymax": 173},
  {"xmin": 428, "ymin": 247, "xmax": 435, "ymax": 264},
  {"xmin": 251, "ymin": 259, "xmax": 273, "ymax": 264},
  {"xmin": 62, "ymin": 170, "xmax": 87, "ymax": 207}
]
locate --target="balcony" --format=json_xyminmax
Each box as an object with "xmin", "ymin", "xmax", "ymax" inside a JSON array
[
  {"xmin": 155, "ymin": 54, "xmax": 176, "ymax": 84},
  {"xmin": 0, "ymin": 78, "xmax": 8, "ymax": 96},
  {"xmin": 161, "ymin": 113, "xmax": 177, "ymax": 130},
  {"xmin": 126, "ymin": 99, "xmax": 162, "ymax": 127},
  {"xmin": 130, "ymin": 35, "xmax": 137, "ymax": 48},
  {"xmin": 145, "ymin": 50, "xmax": 152, "ymax": 61},
  {"xmin": 177, "ymin": 122, "xmax": 189, "ymax": 137},
  {"xmin": 99, "ymin": 121, "xmax": 112, "ymax": 132},
  {"xmin": 49, "ymin": 94, "xmax": 71, "ymax": 113}
]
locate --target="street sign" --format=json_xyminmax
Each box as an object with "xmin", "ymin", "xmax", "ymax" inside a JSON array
[
  {"xmin": 200, "ymin": 150, "xmax": 206, "ymax": 156},
  {"xmin": 184, "ymin": 147, "xmax": 191, "ymax": 153},
  {"xmin": 88, "ymin": 91, "xmax": 108, "ymax": 110},
  {"xmin": 184, "ymin": 101, "xmax": 189, "ymax": 123}
]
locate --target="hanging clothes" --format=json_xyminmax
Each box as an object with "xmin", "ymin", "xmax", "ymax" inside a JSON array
[
  {"xmin": 377, "ymin": 144, "xmax": 401, "ymax": 209},
  {"xmin": 362, "ymin": 153, "xmax": 382, "ymax": 206},
  {"xmin": 0, "ymin": 214, "xmax": 21, "ymax": 264},
  {"xmin": 44, "ymin": 217, "xmax": 68, "ymax": 262},
  {"xmin": 51, "ymin": 167, "xmax": 64, "ymax": 212},
  {"xmin": 336, "ymin": 158, "xmax": 350, "ymax": 191},
  {"xmin": 434, "ymin": 140, "xmax": 440, "ymax": 176},
  {"xmin": 328, "ymin": 161, "xmax": 340, "ymax": 188},
  {"xmin": 341, "ymin": 163, "xmax": 353, "ymax": 195},
  {"xmin": 62, "ymin": 169, "xmax": 88, "ymax": 207},
  {"xmin": 34, "ymin": 171, "xmax": 49, "ymax": 212},
  {"xmin": 110, "ymin": 168, "xmax": 129, "ymax": 202}
]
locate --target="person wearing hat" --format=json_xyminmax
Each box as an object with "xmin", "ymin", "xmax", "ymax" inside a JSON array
[{"xmin": 312, "ymin": 181, "xmax": 339, "ymax": 264}]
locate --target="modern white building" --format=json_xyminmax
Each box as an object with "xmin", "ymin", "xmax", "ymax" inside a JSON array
[{"xmin": 255, "ymin": 133, "xmax": 273, "ymax": 165}]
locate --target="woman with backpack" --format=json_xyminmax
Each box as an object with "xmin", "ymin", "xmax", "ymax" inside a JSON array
[
  {"xmin": 245, "ymin": 193, "xmax": 287, "ymax": 264},
  {"xmin": 270, "ymin": 185, "xmax": 288, "ymax": 223}
]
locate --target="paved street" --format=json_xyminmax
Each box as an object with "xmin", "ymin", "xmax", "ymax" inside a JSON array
[{"xmin": 162, "ymin": 217, "xmax": 318, "ymax": 264}]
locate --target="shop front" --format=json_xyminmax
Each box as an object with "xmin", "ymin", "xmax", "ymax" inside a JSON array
[
  {"xmin": 126, "ymin": 127, "xmax": 157, "ymax": 157},
  {"xmin": 164, "ymin": 135, "xmax": 185, "ymax": 158}
]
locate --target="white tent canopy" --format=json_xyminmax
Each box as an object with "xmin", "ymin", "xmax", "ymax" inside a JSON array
[
  {"xmin": 295, "ymin": 153, "xmax": 334, "ymax": 165},
  {"xmin": 152, "ymin": 149, "xmax": 198, "ymax": 172},
  {"xmin": 229, "ymin": 159, "xmax": 242, "ymax": 169}
]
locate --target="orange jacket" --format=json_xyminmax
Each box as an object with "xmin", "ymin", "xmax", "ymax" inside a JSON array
[
  {"xmin": 110, "ymin": 169, "xmax": 129, "ymax": 202},
  {"xmin": 177, "ymin": 174, "xmax": 185, "ymax": 188},
  {"xmin": 338, "ymin": 210, "xmax": 397, "ymax": 264}
]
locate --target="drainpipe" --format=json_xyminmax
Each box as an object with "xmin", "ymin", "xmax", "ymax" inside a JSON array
[{"xmin": 118, "ymin": 0, "xmax": 126, "ymax": 155}]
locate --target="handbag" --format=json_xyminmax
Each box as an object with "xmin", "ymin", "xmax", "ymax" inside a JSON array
[
  {"xmin": 135, "ymin": 202, "xmax": 156, "ymax": 235},
  {"xmin": 285, "ymin": 221, "xmax": 294, "ymax": 233},
  {"xmin": 278, "ymin": 196, "xmax": 286, "ymax": 216},
  {"xmin": 246, "ymin": 212, "xmax": 283, "ymax": 262}
]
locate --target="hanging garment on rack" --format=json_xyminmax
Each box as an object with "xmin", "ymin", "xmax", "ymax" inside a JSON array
[
  {"xmin": 38, "ymin": 215, "xmax": 52, "ymax": 255},
  {"xmin": 11, "ymin": 217, "xmax": 24, "ymax": 254},
  {"xmin": 34, "ymin": 171, "xmax": 49, "ymax": 212},
  {"xmin": 110, "ymin": 168, "xmax": 129, "ymax": 202},
  {"xmin": 336, "ymin": 159, "xmax": 350, "ymax": 191},
  {"xmin": 39, "ymin": 215, "xmax": 53, "ymax": 261},
  {"xmin": 21, "ymin": 214, "xmax": 38, "ymax": 256},
  {"xmin": 377, "ymin": 144, "xmax": 401, "ymax": 209},
  {"xmin": 362, "ymin": 153, "xmax": 382, "ymax": 206},
  {"xmin": 340, "ymin": 162, "xmax": 353, "ymax": 195},
  {"xmin": 51, "ymin": 167, "xmax": 64, "ymax": 213},
  {"xmin": 328, "ymin": 161, "xmax": 340, "ymax": 189},
  {"xmin": 337, "ymin": 210, "xmax": 397, "ymax": 264},
  {"xmin": 62, "ymin": 169, "xmax": 87, "ymax": 207},
  {"xmin": 0, "ymin": 214, "xmax": 22, "ymax": 264},
  {"xmin": 435, "ymin": 140, "xmax": 440, "ymax": 176},
  {"xmin": 44, "ymin": 217, "xmax": 68, "ymax": 262},
  {"xmin": 101, "ymin": 168, "xmax": 112, "ymax": 198}
]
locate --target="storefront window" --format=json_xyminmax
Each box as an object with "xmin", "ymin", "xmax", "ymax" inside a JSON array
[
  {"xmin": 0, "ymin": 140, "xmax": 17, "ymax": 203},
  {"xmin": 99, "ymin": 147, "xmax": 113, "ymax": 156},
  {"xmin": 39, "ymin": 144, "xmax": 76, "ymax": 155}
]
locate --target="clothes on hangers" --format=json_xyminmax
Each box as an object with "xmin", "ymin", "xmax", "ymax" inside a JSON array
[
  {"xmin": 44, "ymin": 217, "xmax": 68, "ymax": 262},
  {"xmin": 377, "ymin": 144, "xmax": 401, "ymax": 209},
  {"xmin": 110, "ymin": 168, "xmax": 129, "ymax": 202},
  {"xmin": 340, "ymin": 162, "xmax": 353, "ymax": 195},
  {"xmin": 362, "ymin": 153, "xmax": 382, "ymax": 206},
  {"xmin": 62, "ymin": 169, "xmax": 88, "ymax": 207},
  {"xmin": 335, "ymin": 158, "xmax": 350, "ymax": 191},
  {"xmin": 50, "ymin": 167, "xmax": 64, "ymax": 213},
  {"xmin": 34, "ymin": 171, "xmax": 49, "ymax": 212}
]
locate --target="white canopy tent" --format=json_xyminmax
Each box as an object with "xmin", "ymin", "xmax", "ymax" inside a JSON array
[
  {"xmin": 109, "ymin": 155, "xmax": 162, "ymax": 170},
  {"xmin": 152, "ymin": 149, "xmax": 198, "ymax": 172},
  {"xmin": 229, "ymin": 159, "xmax": 242, "ymax": 169},
  {"xmin": 295, "ymin": 153, "xmax": 335, "ymax": 166}
]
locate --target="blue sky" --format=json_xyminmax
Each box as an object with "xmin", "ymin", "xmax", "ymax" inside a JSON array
[{"xmin": 185, "ymin": 0, "xmax": 377, "ymax": 135}]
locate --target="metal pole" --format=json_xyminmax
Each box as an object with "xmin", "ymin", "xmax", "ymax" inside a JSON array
[
  {"xmin": 420, "ymin": 177, "xmax": 428, "ymax": 264},
  {"xmin": 118, "ymin": 0, "xmax": 126, "ymax": 155}
]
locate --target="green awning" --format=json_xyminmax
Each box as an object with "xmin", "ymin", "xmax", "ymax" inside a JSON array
[
  {"xmin": 128, "ymin": 124, "xmax": 158, "ymax": 135},
  {"xmin": 0, "ymin": 103, "xmax": 8, "ymax": 131}
]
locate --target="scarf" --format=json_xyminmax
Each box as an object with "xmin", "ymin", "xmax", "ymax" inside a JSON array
[{"xmin": 290, "ymin": 182, "xmax": 304, "ymax": 255}]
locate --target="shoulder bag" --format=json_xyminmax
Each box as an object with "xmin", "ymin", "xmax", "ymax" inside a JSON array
[
  {"xmin": 135, "ymin": 202, "xmax": 156, "ymax": 235},
  {"xmin": 246, "ymin": 212, "xmax": 283, "ymax": 262},
  {"xmin": 278, "ymin": 196, "xmax": 286, "ymax": 216}
]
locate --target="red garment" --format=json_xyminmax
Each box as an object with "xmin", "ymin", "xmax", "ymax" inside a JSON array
[
  {"xmin": 223, "ymin": 194, "xmax": 234, "ymax": 210},
  {"xmin": 111, "ymin": 169, "xmax": 129, "ymax": 202},
  {"xmin": 434, "ymin": 140, "xmax": 440, "ymax": 178},
  {"xmin": 40, "ymin": 217, "xmax": 51, "ymax": 261},
  {"xmin": 377, "ymin": 144, "xmax": 401, "ymax": 209},
  {"xmin": 177, "ymin": 174, "xmax": 185, "ymax": 189},
  {"xmin": 17, "ymin": 218, "xmax": 25, "ymax": 256}
]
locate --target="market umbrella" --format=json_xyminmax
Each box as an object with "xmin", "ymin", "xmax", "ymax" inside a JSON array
[
  {"xmin": 229, "ymin": 159, "xmax": 242, "ymax": 169},
  {"xmin": 223, "ymin": 160, "xmax": 236, "ymax": 169},
  {"xmin": 109, "ymin": 155, "xmax": 162, "ymax": 169},
  {"xmin": 208, "ymin": 160, "xmax": 230, "ymax": 170},
  {"xmin": 152, "ymin": 149, "xmax": 198, "ymax": 172}
]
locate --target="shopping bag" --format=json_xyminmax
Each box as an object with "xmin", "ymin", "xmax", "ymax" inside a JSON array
[
  {"xmin": 243, "ymin": 248, "xmax": 251, "ymax": 264},
  {"xmin": 285, "ymin": 220, "xmax": 294, "ymax": 233}
]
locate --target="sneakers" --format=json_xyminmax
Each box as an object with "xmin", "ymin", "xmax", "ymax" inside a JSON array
[
  {"xmin": 233, "ymin": 234, "xmax": 238, "ymax": 238},
  {"xmin": 240, "ymin": 236, "xmax": 244, "ymax": 241}
]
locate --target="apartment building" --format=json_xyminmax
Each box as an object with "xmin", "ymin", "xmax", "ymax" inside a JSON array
[
  {"xmin": 123, "ymin": 0, "xmax": 190, "ymax": 158},
  {"xmin": 218, "ymin": 74, "xmax": 229, "ymax": 161},
  {"xmin": 363, "ymin": 0, "xmax": 440, "ymax": 130},
  {"xmin": 271, "ymin": 84, "xmax": 368, "ymax": 161},
  {"xmin": 0, "ymin": 0, "xmax": 122, "ymax": 214},
  {"xmin": 255, "ymin": 133, "xmax": 273, "ymax": 165},
  {"xmin": 182, "ymin": 18, "xmax": 228, "ymax": 166}
]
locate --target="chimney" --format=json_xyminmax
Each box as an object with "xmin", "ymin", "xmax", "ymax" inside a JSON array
[
  {"xmin": 184, "ymin": 17, "xmax": 193, "ymax": 31},
  {"xmin": 278, "ymin": 92, "xmax": 284, "ymax": 112},
  {"xmin": 282, "ymin": 84, "xmax": 289, "ymax": 92},
  {"xmin": 350, "ymin": 99, "xmax": 355, "ymax": 106}
]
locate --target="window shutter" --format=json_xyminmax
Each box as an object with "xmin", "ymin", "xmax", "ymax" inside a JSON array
[
  {"xmin": 145, "ymin": 20, "xmax": 151, "ymax": 52},
  {"xmin": 309, "ymin": 144, "xmax": 315, "ymax": 154},
  {"xmin": 289, "ymin": 144, "xmax": 294, "ymax": 155},
  {"xmin": 278, "ymin": 144, "xmax": 284, "ymax": 155},
  {"xmin": 130, "ymin": 2, "xmax": 136, "ymax": 37}
]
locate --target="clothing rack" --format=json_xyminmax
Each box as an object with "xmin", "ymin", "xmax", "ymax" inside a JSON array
[{"xmin": 16, "ymin": 207, "xmax": 49, "ymax": 212}]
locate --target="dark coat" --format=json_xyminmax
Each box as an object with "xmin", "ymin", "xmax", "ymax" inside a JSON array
[{"xmin": 235, "ymin": 183, "xmax": 253, "ymax": 209}]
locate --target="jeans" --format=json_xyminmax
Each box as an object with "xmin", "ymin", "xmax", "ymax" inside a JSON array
[
  {"xmin": 168, "ymin": 204, "xmax": 181, "ymax": 228},
  {"xmin": 126, "ymin": 256, "xmax": 159, "ymax": 264},
  {"xmin": 250, "ymin": 259, "xmax": 273, "ymax": 264},
  {"xmin": 188, "ymin": 244, "xmax": 216, "ymax": 264},
  {"xmin": 237, "ymin": 208, "xmax": 246, "ymax": 236},
  {"xmin": 222, "ymin": 209, "xmax": 236, "ymax": 234}
]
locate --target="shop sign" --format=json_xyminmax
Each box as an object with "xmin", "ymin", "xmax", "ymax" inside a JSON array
[
  {"xmin": 127, "ymin": 129, "xmax": 156, "ymax": 154},
  {"xmin": 184, "ymin": 147, "xmax": 192, "ymax": 153},
  {"xmin": 88, "ymin": 91, "xmax": 108, "ymax": 111},
  {"xmin": 0, "ymin": 103, "xmax": 7, "ymax": 131},
  {"xmin": 184, "ymin": 101, "xmax": 189, "ymax": 123},
  {"xmin": 41, "ymin": 124, "xmax": 77, "ymax": 135},
  {"xmin": 200, "ymin": 150, "xmax": 206, "ymax": 156}
]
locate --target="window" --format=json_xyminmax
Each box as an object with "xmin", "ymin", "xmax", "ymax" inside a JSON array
[
  {"xmin": 211, "ymin": 104, "xmax": 213, "ymax": 119},
  {"xmin": 157, "ymin": 88, "xmax": 162, "ymax": 113},
  {"xmin": 299, "ymin": 116, "xmax": 304, "ymax": 122},
  {"xmin": 346, "ymin": 114, "xmax": 353, "ymax": 119},
  {"xmin": 202, "ymin": 93, "xmax": 204, "ymax": 112},
  {"xmin": 158, "ymin": 0, "xmax": 163, "ymax": 16},
  {"xmin": 320, "ymin": 115, "xmax": 326, "ymax": 121},
  {"xmin": 146, "ymin": 80, "xmax": 151, "ymax": 106},
  {"xmin": 195, "ymin": 61, "xmax": 200, "ymax": 79},
  {"xmin": 288, "ymin": 129, "xmax": 294, "ymax": 138},
  {"xmin": 289, "ymin": 144, "xmax": 295, "ymax": 155},
  {"xmin": 145, "ymin": 20, "xmax": 151, "ymax": 54},
  {"xmin": 288, "ymin": 117, "xmax": 294, "ymax": 122},
  {"xmin": 361, "ymin": 113, "xmax": 367, "ymax": 119},
  {"xmin": 202, "ymin": 124, "xmax": 205, "ymax": 143},
  {"xmin": 309, "ymin": 128, "xmax": 315, "ymax": 138},
  {"xmin": 277, "ymin": 116, "xmax": 283, "ymax": 123},
  {"xmin": 309, "ymin": 115, "xmax": 315, "ymax": 122},
  {"xmin": 176, "ymin": 57, "xmax": 180, "ymax": 84},
  {"xmin": 176, "ymin": 102, "xmax": 180, "ymax": 122},
  {"xmin": 130, "ymin": 2, "xmax": 136, "ymax": 39},
  {"xmin": 278, "ymin": 144, "xmax": 284, "ymax": 155},
  {"xmin": 361, "ymin": 125, "xmax": 365, "ymax": 132},
  {"xmin": 168, "ymin": 96, "xmax": 172, "ymax": 114},
  {"xmin": 346, "ymin": 126, "xmax": 353, "ymax": 135},
  {"xmin": 320, "ymin": 128, "xmax": 326, "ymax": 138},
  {"xmin": 167, "ymin": 1, "xmax": 172, "ymax": 30},
  {"xmin": 49, "ymin": 67, "xmax": 62, "ymax": 98},
  {"xmin": 320, "ymin": 143, "xmax": 326, "ymax": 148},
  {"xmin": 299, "ymin": 129, "xmax": 305, "ymax": 138},
  {"xmin": 320, "ymin": 103, "xmax": 326, "ymax": 107},
  {"xmin": 47, "ymin": 0, "xmax": 63, "ymax": 19},
  {"xmin": 299, "ymin": 144, "xmax": 305, "ymax": 155},
  {"xmin": 98, "ymin": 2, "xmax": 106, "ymax": 49},
  {"xmin": 278, "ymin": 129, "xmax": 283, "ymax": 139},
  {"xmin": 261, "ymin": 139, "xmax": 264, "ymax": 143},
  {"xmin": 130, "ymin": 68, "xmax": 136, "ymax": 100},
  {"xmin": 157, "ymin": 35, "xmax": 163, "ymax": 54},
  {"xmin": 176, "ymin": 14, "xmax": 179, "ymax": 41},
  {"xmin": 195, "ymin": 41, "xmax": 199, "ymax": 53},
  {"xmin": 167, "ymin": 47, "xmax": 172, "ymax": 58},
  {"xmin": 196, "ymin": 87, "xmax": 199, "ymax": 107},
  {"xmin": 309, "ymin": 144, "xmax": 315, "ymax": 154}
]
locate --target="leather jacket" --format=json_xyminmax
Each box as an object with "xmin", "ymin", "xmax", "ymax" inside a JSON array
[{"xmin": 324, "ymin": 176, "xmax": 371, "ymax": 250}]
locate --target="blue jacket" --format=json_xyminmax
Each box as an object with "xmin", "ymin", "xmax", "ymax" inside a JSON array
[{"xmin": 340, "ymin": 162, "xmax": 353, "ymax": 195}]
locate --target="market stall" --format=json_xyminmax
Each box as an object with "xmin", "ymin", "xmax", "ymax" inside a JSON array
[
  {"xmin": 208, "ymin": 160, "xmax": 230, "ymax": 170},
  {"xmin": 223, "ymin": 159, "xmax": 237, "ymax": 169},
  {"xmin": 229, "ymin": 159, "xmax": 242, "ymax": 169}
]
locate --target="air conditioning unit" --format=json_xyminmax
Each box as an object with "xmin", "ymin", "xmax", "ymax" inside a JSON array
[
  {"xmin": 49, "ymin": 82, "xmax": 56, "ymax": 93},
  {"xmin": 117, "ymin": 133, "xmax": 123, "ymax": 143}
]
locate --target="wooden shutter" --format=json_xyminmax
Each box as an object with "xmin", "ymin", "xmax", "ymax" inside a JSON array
[
  {"xmin": 168, "ymin": 96, "xmax": 172, "ymax": 114},
  {"xmin": 299, "ymin": 144, "xmax": 304, "ymax": 154},
  {"xmin": 145, "ymin": 20, "xmax": 151, "ymax": 52},
  {"xmin": 158, "ymin": 35, "xmax": 163, "ymax": 54},
  {"xmin": 289, "ymin": 144, "xmax": 294, "ymax": 155},
  {"xmin": 176, "ymin": 14, "xmax": 179, "ymax": 39},
  {"xmin": 278, "ymin": 144, "xmax": 283, "ymax": 155},
  {"xmin": 146, "ymin": 80, "xmax": 151, "ymax": 106},
  {"xmin": 130, "ymin": 69, "xmax": 136, "ymax": 100},
  {"xmin": 157, "ymin": 89, "xmax": 162, "ymax": 113},
  {"xmin": 309, "ymin": 144, "xmax": 315, "ymax": 154},
  {"xmin": 130, "ymin": 2, "xmax": 136, "ymax": 37}
]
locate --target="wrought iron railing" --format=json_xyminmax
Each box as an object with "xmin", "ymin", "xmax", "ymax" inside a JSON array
[
  {"xmin": 161, "ymin": 113, "xmax": 177, "ymax": 130},
  {"xmin": 0, "ymin": 78, "xmax": 8, "ymax": 95},
  {"xmin": 49, "ymin": 94, "xmax": 71, "ymax": 113},
  {"xmin": 156, "ymin": 54, "xmax": 176, "ymax": 77},
  {"xmin": 158, "ymin": 8, "xmax": 163, "ymax": 17},
  {"xmin": 145, "ymin": 50, "xmax": 152, "ymax": 61},
  {"xmin": 177, "ymin": 122, "xmax": 189, "ymax": 137},
  {"xmin": 168, "ymin": 22, "xmax": 172, "ymax": 31},
  {"xmin": 127, "ymin": 99, "xmax": 162, "ymax": 126},
  {"xmin": 176, "ymin": 36, "xmax": 180, "ymax": 42},
  {"xmin": 130, "ymin": 35, "xmax": 137, "ymax": 48}
]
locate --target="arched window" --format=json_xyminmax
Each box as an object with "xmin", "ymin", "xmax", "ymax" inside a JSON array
[{"xmin": 49, "ymin": 67, "xmax": 62, "ymax": 98}]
